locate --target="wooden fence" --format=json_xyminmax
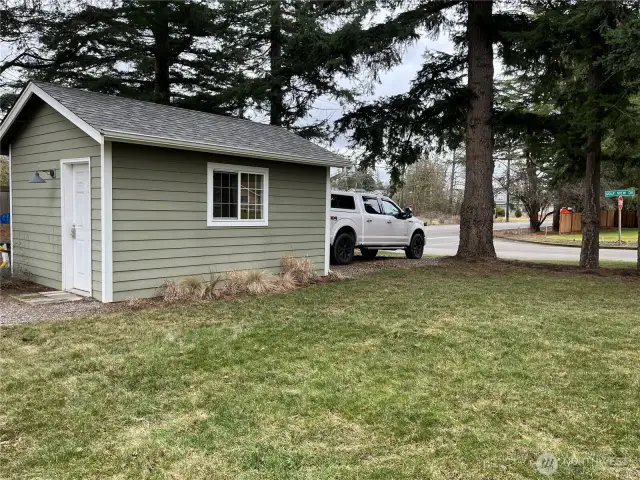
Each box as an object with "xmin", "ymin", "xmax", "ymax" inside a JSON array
[
  {"xmin": 560, "ymin": 213, "xmax": 573, "ymax": 234},
  {"xmin": 558, "ymin": 210, "xmax": 637, "ymax": 234},
  {"xmin": 571, "ymin": 212, "xmax": 582, "ymax": 232},
  {"xmin": 0, "ymin": 187, "xmax": 8, "ymax": 215},
  {"xmin": 600, "ymin": 210, "xmax": 615, "ymax": 228},
  {"xmin": 614, "ymin": 210, "xmax": 638, "ymax": 229}
]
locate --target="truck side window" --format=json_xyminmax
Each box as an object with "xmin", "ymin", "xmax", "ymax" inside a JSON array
[
  {"xmin": 363, "ymin": 196, "xmax": 382, "ymax": 214},
  {"xmin": 381, "ymin": 199, "xmax": 402, "ymax": 216},
  {"xmin": 331, "ymin": 194, "xmax": 356, "ymax": 210}
]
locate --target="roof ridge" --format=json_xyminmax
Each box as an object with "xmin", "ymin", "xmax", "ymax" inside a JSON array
[{"xmin": 31, "ymin": 81, "xmax": 301, "ymax": 135}]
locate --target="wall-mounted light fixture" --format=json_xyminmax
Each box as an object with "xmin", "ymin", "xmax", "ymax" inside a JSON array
[{"xmin": 29, "ymin": 169, "xmax": 56, "ymax": 184}]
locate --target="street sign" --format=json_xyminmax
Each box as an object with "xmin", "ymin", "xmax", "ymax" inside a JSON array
[
  {"xmin": 617, "ymin": 196, "xmax": 624, "ymax": 245},
  {"xmin": 605, "ymin": 189, "xmax": 636, "ymax": 197}
]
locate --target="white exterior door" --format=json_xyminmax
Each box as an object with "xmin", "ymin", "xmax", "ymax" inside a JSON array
[{"xmin": 70, "ymin": 164, "xmax": 91, "ymax": 292}]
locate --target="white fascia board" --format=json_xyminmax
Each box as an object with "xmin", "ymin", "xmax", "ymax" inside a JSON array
[
  {"xmin": 101, "ymin": 140, "xmax": 113, "ymax": 303},
  {"xmin": 324, "ymin": 166, "xmax": 330, "ymax": 276},
  {"xmin": 8, "ymin": 144, "xmax": 13, "ymax": 275},
  {"xmin": 0, "ymin": 83, "xmax": 102, "ymax": 145},
  {"xmin": 101, "ymin": 129, "xmax": 351, "ymax": 168}
]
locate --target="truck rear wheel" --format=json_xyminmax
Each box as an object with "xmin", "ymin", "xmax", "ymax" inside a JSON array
[
  {"xmin": 405, "ymin": 232, "xmax": 425, "ymax": 259},
  {"xmin": 360, "ymin": 248, "xmax": 378, "ymax": 260},
  {"xmin": 332, "ymin": 232, "xmax": 355, "ymax": 265}
]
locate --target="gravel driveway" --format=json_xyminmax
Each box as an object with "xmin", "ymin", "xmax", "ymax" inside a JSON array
[
  {"xmin": 0, "ymin": 295, "xmax": 128, "ymax": 325},
  {"xmin": 332, "ymin": 251, "xmax": 444, "ymax": 278}
]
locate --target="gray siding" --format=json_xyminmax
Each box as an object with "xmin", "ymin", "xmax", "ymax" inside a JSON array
[
  {"xmin": 10, "ymin": 102, "xmax": 101, "ymax": 295},
  {"xmin": 111, "ymin": 143, "xmax": 327, "ymax": 301}
]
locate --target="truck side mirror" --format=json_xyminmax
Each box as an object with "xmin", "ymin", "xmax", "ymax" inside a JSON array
[{"xmin": 404, "ymin": 207, "xmax": 413, "ymax": 218}]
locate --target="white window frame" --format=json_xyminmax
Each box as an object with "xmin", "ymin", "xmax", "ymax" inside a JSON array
[{"xmin": 207, "ymin": 162, "xmax": 269, "ymax": 227}]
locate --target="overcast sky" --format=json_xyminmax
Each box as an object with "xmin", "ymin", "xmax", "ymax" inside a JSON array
[{"xmin": 314, "ymin": 33, "xmax": 456, "ymax": 182}]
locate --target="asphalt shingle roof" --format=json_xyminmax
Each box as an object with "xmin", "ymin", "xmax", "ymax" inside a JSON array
[{"xmin": 33, "ymin": 82, "xmax": 348, "ymax": 167}]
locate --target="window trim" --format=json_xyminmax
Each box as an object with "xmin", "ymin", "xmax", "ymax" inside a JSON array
[
  {"xmin": 207, "ymin": 162, "xmax": 269, "ymax": 227},
  {"xmin": 362, "ymin": 195, "xmax": 383, "ymax": 215}
]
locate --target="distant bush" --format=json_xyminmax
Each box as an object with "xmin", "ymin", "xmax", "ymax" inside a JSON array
[
  {"xmin": 514, "ymin": 207, "xmax": 522, "ymax": 218},
  {"xmin": 495, "ymin": 205, "xmax": 505, "ymax": 218}
]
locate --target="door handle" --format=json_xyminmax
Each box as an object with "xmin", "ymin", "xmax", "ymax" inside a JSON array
[
  {"xmin": 366, "ymin": 219, "xmax": 372, "ymax": 223},
  {"xmin": 387, "ymin": 220, "xmax": 392, "ymax": 224},
  {"xmin": 71, "ymin": 226, "xmax": 76, "ymax": 239}
]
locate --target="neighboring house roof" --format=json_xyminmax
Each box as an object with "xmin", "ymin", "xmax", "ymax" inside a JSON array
[{"xmin": 0, "ymin": 82, "xmax": 349, "ymax": 167}]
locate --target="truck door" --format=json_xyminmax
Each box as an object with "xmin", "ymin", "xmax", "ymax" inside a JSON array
[
  {"xmin": 361, "ymin": 195, "xmax": 385, "ymax": 244},
  {"xmin": 380, "ymin": 198, "xmax": 409, "ymax": 245}
]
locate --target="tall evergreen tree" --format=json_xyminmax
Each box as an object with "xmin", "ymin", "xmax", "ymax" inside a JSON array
[
  {"xmin": 337, "ymin": 0, "xmax": 529, "ymax": 258},
  {"xmin": 503, "ymin": 0, "xmax": 640, "ymax": 268},
  {"xmin": 458, "ymin": 0, "xmax": 495, "ymax": 258},
  {"xmin": 221, "ymin": 0, "xmax": 392, "ymax": 139},
  {"xmin": 11, "ymin": 0, "xmax": 399, "ymax": 136},
  {"xmin": 0, "ymin": 1, "xmax": 56, "ymax": 110},
  {"xmin": 29, "ymin": 0, "xmax": 245, "ymax": 114}
]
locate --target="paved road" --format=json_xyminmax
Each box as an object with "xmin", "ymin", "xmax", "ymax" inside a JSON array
[{"xmin": 424, "ymin": 222, "xmax": 637, "ymax": 262}]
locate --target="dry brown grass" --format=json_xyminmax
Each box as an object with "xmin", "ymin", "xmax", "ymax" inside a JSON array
[
  {"xmin": 280, "ymin": 255, "xmax": 319, "ymax": 285},
  {"xmin": 159, "ymin": 273, "xmax": 222, "ymax": 302},
  {"xmin": 125, "ymin": 297, "xmax": 148, "ymax": 311},
  {"xmin": 279, "ymin": 271, "xmax": 299, "ymax": 290},
  {"xmin": 159, "ymin": 256, "xmax": 322, "ymax": 303},
  {"xmin": 181, "ymin": 273, "xmax": 222, "ymax": 300},
  {"xmin": 225, "ymin": 270, "xmax": 285, "ymax": 296},
  {"xmin": 159, "ymin": 279, "xmax": 187, "ymax": 302},
  {"xmin": 328, "ymin": 269, "xmax": 349, "ymax": 281}
]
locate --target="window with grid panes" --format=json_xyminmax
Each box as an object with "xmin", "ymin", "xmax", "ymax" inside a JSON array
[{"xmin": 207, "ymin": 162, "xmax": 268, "ymax": 227}]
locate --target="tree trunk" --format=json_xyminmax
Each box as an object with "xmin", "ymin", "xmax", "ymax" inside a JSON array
[
  {"xmin": 529, "ymin": 214, "xmax": 539, "ymax": 232},
  {"xmin": 552, "ymin": 204, "xmax": 561, "ymax": 232},
  {"xmin": 151, "ymin": 4, "xmax": 172, "ymax": 105},
  {"xmin": 580, "ymin": 134, "xmax": 601, "ymax": 268},
  {"xmin": 579, "ymin": 64, "xmax": 602, "ymax": 269},
  {"xmin": 456, "ymin": 0, "xmax": 496, "ymax": 259},
  {"xmin": 449, "ymin": 149, "xmax": 456, "ymax": 211},
  {"xmin": 525, "ymin": 152, "xmax": 540, "ymax": 232},
  {"xmin": 505, "ymin": 155, "xmax": 510, "ymax": 222},
  {"xmin": 269, "ymin": 0, "xmax": 284, "ymax": 126}
]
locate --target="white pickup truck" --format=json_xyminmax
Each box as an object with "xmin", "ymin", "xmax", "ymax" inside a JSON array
[{"xmin": 329, "ymin": 191, "xmax": 426, "ymax": 265}]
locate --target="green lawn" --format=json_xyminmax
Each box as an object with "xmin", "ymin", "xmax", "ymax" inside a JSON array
[
  {"xmin": 559, "ymin": 228, "xmax": 637, "ymax": 243},
  {"xmin": 2, "ymin": 262, "xmax": 640, "ymax": 479},
  {"xmin": 498, "ymin": 228, "xmax": 638, "ymax": 248},
  {"xmin": 539, "ymin": 259, "xmax": 636, "ymax": 269}
]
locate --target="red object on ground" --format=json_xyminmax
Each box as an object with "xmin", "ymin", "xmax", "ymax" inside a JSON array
[{"xmin": 560, "ymin": 207, "xmax": 570, "ymax": 214}]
